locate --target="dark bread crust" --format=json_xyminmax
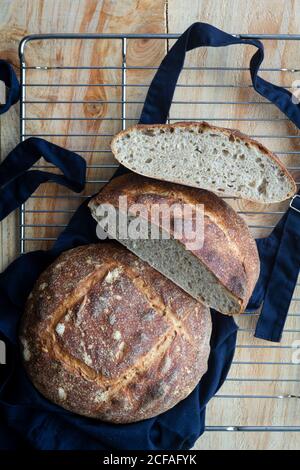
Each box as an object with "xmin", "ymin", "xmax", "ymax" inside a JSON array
[
  {"xmin": 89, "ymin": 174, "xmax": 260, "ymax": 313},
  {"xmin": 20, "ymin": 243, "xmax": 211, "ymax": 423},
  {"xmin": 111, "ymin": 121, "xmax": 296, "ymax": 202}
]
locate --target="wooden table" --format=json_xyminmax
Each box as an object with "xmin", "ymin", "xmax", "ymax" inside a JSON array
[{"xmin": 0, "ymin": 0, "xmax": 299, "ymax": 450}]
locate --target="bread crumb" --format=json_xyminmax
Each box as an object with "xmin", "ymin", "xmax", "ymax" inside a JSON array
[
  {"xmin": 39, "ymin": 282, "xmax": 47, "ymax": 290},
  {"xmin": 94, "ymin": 390, "xmax": 109, "ymax": 403},
  {"xmin": 91, "ymin": 295, "xmax": 108, "ymax": 317},
  {"xmin": 143, "ymin": 309, "xmax": 156, "ymax": 321},
  {"xmin": 104, "ymin": 267, "xmax": 123, "ymax": 284},
  {"xmin": 116, "ymin": 341, "xmax": 125, "ymax": 359},
  {"xmin": 115, "ymin": 295, "xmax": 122, "ymax": 301},
  {"xmin": 58, "ymin": 387, "xmax": 66, "ymax": 400},
  {"xmin": 20, "ymin": 338, "xmax": 31, "ymax": 361},
  {"xmin": 162, "ymin": 356, "xmax": 172, "ymax": 373},
  {"xmin": 75, "ymin": 295, "xmax": 87, "ymax": 325},
  {"xmin": 64, "ymin": 312, "xmax": 71, "ymax": 322},
  {"xmin": 55, "ymin": 323, "xmax": 65, "ymax": 336},
  {"xmin": 113, "ymin": 330, "xmax": 121, "ymax": 341},
  {"xmin": 83, "ymin": 351, "xmax": 92, "ymax": 366},
  {"xmin": 109, "ymin": 314, "xmax": 116, "ymax": 325}
]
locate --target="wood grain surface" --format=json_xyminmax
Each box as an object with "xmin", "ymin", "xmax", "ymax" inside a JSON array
[{"xmin": 0, "ymin": 0, "xmax": 299, "ymax": 450}]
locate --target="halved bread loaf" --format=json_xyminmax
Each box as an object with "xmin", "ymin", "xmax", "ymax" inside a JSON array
[
  {"xmin": 111, "ymin": 122, "xmax": 296, "ymax": 203},
  {"xmin": 89, "ymin": 174, "xmax": 260, "ymax": 315}
]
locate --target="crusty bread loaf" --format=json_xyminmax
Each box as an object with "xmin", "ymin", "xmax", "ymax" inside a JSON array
[
  {"xmin": 89, "ymin": 174, "xmax": 260, "ymax": 315},
  {"xmin": 111, "ymin": 122, "xmax": 296, "ymax": 203},
  {"xmin": 20, "ymin": 243, "xmax": 211, "ymax": 423}
]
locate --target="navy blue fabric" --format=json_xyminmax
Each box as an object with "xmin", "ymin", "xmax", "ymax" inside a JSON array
[
  {"xmin": 250, "ymin": 194, "xmax": 300, "ymax": 341},
  {"xmin": 0, "ymin": 59, "xmax": 20, "ymax": 114},
  {"xmin": 0, "ymin": 137, "xmax": 86, "ymax": 221},
  {"xmin": 0, "ymin": 21, "xmax": 300, "ymax": 450},
  {"xmin": 140, "ymin": 22, "xmax": 300, "ymax": 128}
]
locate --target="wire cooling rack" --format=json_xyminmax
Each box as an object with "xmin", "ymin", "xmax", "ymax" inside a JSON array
[{"xmin": 18, "ymin": 33, "xmax": 300, "ymax": 435}]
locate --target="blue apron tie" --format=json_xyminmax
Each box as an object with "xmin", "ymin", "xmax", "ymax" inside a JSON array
[
  {"xmin": 140, "ymin": 22, "xmax": 300, "ymax": 128},
  {"xmin": 0, "ymin": 59, "xmax": 20, "ymax": 114},
  {"xmin": 0, "ymin": 137, "xmax": 86, "ymax": 221},
  {"xmin": 251, "ymin": 195, "xmax": 300, "ymax": 341}
]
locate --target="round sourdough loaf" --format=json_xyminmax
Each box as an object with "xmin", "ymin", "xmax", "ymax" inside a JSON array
[{"xmin": 20, "ymin": 243, "xmax": 211, "ymax": 423}]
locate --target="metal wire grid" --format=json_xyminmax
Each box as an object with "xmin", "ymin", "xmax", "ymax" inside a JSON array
[{"xmin": 18, "ymin": 33, "xmax": 300, "ymax": 433}]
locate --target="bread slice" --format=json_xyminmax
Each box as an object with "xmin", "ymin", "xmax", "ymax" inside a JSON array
[
  {"xmin": 111, "ymin": 122, "xmax": 296, "ymax": 203},
  {"xmin": 89, "ymin": 174, "xmax": 260, "ymax": 315}
]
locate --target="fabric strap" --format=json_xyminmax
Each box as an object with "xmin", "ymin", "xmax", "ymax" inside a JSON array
[
  {"xmin": 139, "ymin": 22, "xmax": 300, "ymax": 342},
  {"xmin": 140, "ymin": 22, "xmax": 300, "ymax": 128},
  {"xmin": 0, "ymin": 59, "xmax": 20, "ymax": 114},
  {"xmin": 251, "ymin": 195, "xmax": 300, "ymax": 341},
  {"xmin": 0, "ymin": 137, "xmax": 86, "ymax": 222},
  {"xmin": 0, "ymin": 61, "xmax": 85, "ymax": 215}
]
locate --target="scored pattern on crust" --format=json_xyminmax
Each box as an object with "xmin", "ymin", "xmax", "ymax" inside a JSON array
[
  {"xmin": 46, "ymin": 265, "xmax": 194, "ymax": 391},
  {"xmin": 21, "ymin": 244, "xmax": 208, "ymax": 410}
]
